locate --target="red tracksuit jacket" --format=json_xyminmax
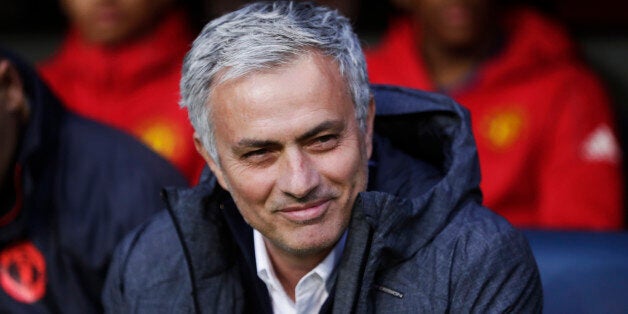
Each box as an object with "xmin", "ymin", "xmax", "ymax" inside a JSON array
[
  {"xmin": 39, "ymin": 10, "xmax": 205, "ymax": 183},
  {"xmin": 365, "ymin": 7, "xmax": 623, "ymax": 229}
]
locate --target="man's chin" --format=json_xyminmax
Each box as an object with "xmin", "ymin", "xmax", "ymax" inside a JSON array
[{"xmin": 274, "ymin": 233, "xmax": 341, "ymax": 258}]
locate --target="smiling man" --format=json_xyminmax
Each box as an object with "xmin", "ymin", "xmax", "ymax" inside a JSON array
[
  {"xmin": 103, "ymin": 2, "xmax": 542, "ymax": 312},
  {"xmin": 202, "ymin": 52, "xmax": 372, "ymax": 308},
  {"xmin": 208, "ymin": 52, "xmax": 369, "ymax": 262}
]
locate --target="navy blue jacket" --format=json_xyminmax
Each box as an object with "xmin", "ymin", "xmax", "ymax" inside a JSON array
[
  {"xmin": 103, "ymin": 85, "xmax": 542, "ymax": 313},
  {"xmin": 0, "ymin": 50, "xmax": 187, "ymax": 313}
]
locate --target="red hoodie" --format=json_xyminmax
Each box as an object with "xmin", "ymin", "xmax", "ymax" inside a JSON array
[
  {"xmin": 39, "ymin": 10, "xmax": 204, "ymax": 183},
  {"xmin": 366, "ymin": 7, "xmax": 623, "ymax": 230}
]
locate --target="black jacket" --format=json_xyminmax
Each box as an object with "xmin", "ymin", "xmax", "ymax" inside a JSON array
[
  {"xmin": 103, "ymin": 85, "xmax": 542, "ymax": 313},
  {"xmin": 0, "ymin": 49, "xmax": 186, "ymax": 313}
]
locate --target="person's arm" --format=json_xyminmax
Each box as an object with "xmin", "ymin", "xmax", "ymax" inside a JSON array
[
  {"xmin": 537, "ymin": 70, "xmax": 623, "ymax": 229},
  {"xmin": 101, "ymin": 210, "xmax": 191, "ymax": 313},
  {"xmin": 101, "ymin": 231, "xmax": 135, "ymax": 312}
]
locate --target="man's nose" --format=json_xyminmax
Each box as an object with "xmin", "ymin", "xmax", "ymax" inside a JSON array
[{"xmin": 277, "ymin": 148, "xmax": 320, "ymax": 199}]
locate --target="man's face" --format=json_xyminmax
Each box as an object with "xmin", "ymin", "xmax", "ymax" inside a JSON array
[
  {"xmin": 61, "ymin": 0, "xmax": 175, "ymax": 45},
  {"xmin": 200, "ymin": 53, "xmax": 374, "ymax": 259},
  {"xmin": 412, "ymin": 0, "xmax": 496, "ymax": 49},
  {"xmin": 0, "ymin": 60, "xmax": 27, "ymax": 192}
]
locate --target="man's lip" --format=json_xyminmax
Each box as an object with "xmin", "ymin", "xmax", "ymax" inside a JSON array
[
  {"xmin": 278, "ymin": 199, "xmax": 331, "ymax": 223},
  {"xmin": 281, "ymin": 199, "xmax": 329, "ymax": 212}
]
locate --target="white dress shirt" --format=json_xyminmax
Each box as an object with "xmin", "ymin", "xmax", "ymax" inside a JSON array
[{"xmin": 254, "ymin": 230, "xmax": 347, "ymax": 314}]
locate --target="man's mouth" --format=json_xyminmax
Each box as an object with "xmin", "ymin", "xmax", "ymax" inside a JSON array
[{"xmin": 278, "ymin": 199, "xmax": 331, "ymax": 224}]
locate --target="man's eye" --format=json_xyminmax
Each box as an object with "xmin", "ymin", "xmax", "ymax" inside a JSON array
[
  {"xmin": 310, "ymin": 134, "xmax": 339, "ymax": 151},
  {"xmin": 242, "ymin": 149, "xmax": 269, "ymax": 159},
  {"xmin": 240, "ymin": 148, "xmax": 276, "ymax": 166}
]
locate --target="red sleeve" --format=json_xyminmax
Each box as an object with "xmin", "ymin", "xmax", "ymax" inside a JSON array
[{"xmin": 537, "ymin": 69, "xmax": 624, "ymax": 230}]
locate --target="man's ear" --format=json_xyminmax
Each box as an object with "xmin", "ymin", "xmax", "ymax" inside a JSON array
[
  {"xmin": 0, "ymin": 60, "xmax": 28, "ymax": 120},
  {"xmin": 365, "ymin": 95, "xmax": 376, "ymax": 159},
  {"xmin": 193, "ymin": 133, "xmax": 229, "ymax": 191}
]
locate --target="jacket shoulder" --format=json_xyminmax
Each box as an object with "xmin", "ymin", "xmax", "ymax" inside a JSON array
[
  {"xmin": 51, "ymin": 113, "xmax": 187, "ymax": 267},
  {"xmin": 60, "ymin": 112, "xmax": 185, "ymax": 182},
  {"xmin": 444, "ymin": 203, "xmax": 543, "ymax": 312},
  {"xmin": 56, "ymin": 112, "xmax": 186, "ymax": 229},
  {"xmin": 103, "ymin": 209, "xmax": 192, "ymax": 311}
]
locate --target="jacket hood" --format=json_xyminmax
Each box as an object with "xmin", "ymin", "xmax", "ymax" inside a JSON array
[
  {"xmin": 326, "ymin": 85, "xmax": 484, "ymax": 312},
  {"xmin": 363, "ymin": 84, "xmax": 482, "ymax": 260},
  {"xmin": 366, "ymin": 7, "xmax": 578, "ymax": 93},
  {"xmin": 479, "ymin": 7, "xmax": 578, "ymax": 86},
  {"xmin": 0, "ymin": 48, "xmax": 64, "ymax": 244},
  {"xmin": 1, "ymin": 47, "xmax": 63, "ymax": 167}
]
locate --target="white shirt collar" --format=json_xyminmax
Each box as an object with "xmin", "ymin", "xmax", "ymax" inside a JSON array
[{"xmin": 254, "ymin": 229, "xmax": 347, "ymax": 313}]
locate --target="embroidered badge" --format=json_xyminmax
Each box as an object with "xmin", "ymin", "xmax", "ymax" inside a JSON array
[
  {"xmin": 481, "ymin": 107, "xmax": 526, "ymax": 151},
  {"xmin": 0, "ymin": 241, "xmax": 47, "ymax": 303},
  {"xmin": 137, "ymin": 120, "xmax": 179, "ymax": 160}
]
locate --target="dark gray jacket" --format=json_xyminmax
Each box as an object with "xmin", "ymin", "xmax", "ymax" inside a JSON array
[
  {"xmin": 103, "ymin": 85, "xmax": 542, "ymax": 313},
  {"xmin": 0, "ymin": 49, "xmax": 187, "ymax": 313}
]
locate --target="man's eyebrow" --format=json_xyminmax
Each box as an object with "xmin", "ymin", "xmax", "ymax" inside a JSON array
[
  {"xmin": 296, "ymin": 120, "xmax": 345, "ymax": 142},
  {"xmin": 234, "ymin": 120, "xmax": 345, "ymax": 149},
  {"xmin": 234, "ymin": 138, "xmax": 280, "ymax": 149}
]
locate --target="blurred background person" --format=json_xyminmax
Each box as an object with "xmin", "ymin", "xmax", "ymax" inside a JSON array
[
  {"xmin": 37, "ymin": 0, "xmax": 205, "ymax": 183},
  {"xmin": 0, "ymin": 48, "xmax": 185, "ymax": 312},
  {"xmin": 365, "ymin": 0, "xmax": 624, "ymax": 229},
  {"xmin": 201, "ymin": 0, "xmax": 360, "ymax": 21}
]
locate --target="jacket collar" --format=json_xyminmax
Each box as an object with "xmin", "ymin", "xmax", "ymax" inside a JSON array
[
  {"xmin": 370, "ymin": 85, "xmax": 482, "ymax": 254},
  {"xmin": 372, "ymin": 7, "xmax": 576, "ymax": 93},
  {"xmin": 1, "ymin": 48, "xmax": 64, "ymax": 168},
  {"xmin": 163, "ymin": 174, "xmax": 273, "ymax": 313}
]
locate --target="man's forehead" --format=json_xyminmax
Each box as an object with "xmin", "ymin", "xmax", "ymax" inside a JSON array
[
  {"xmin": 210, "ymin": 50, "xmax": 340, "ymax": 96},
  {"xmin": 207, "ymin": 53, "xmax": 356, "ymax": 150},
  {"xmin": 208, "ymin": 53, "xmax": 348, "ymax": 115}
]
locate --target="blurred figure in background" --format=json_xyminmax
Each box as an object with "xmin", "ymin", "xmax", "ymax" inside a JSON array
[
  {"xmin": 366, "ymin": 0, "xmax": 623, "ymax": 230},
  {"xmin": 202, "ymin": 0, "xmax": 359, "ymax": 24},
  {"xmin": 0, "ymin": 48, "xmax": 185, "ymax": 312},
  {"xmin": 38, "ymin": 0, "xmax": 205, "ymax": 183}
]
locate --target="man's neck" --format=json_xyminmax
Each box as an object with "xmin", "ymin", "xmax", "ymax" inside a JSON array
[{"xmin": 264, "ymin": 239, "xmax": 331, "ymax": 301}]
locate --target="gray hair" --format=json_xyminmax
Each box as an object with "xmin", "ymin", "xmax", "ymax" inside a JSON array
[{"xmin": 180, "ymin": 1, "xmax": 370, "ymax": 162}]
